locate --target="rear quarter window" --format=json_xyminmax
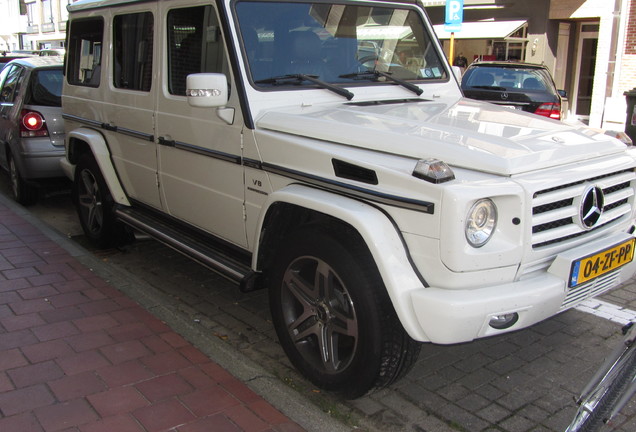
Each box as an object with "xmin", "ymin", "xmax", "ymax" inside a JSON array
[{"xmin": 27, "ymin": 68, "xmax": 63, "ymax": 106}]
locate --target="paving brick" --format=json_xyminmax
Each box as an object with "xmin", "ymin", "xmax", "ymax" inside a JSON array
[
  {"xmin": 0, "ymin": 347, "xmax": 29, "ymax": 371},
  {"xmin": 0, "ymin": 412, "xmax": 44, "ymax": 432},
  {"xmin": 1, "ymin": 330, "xmax": 39, "ymax": 354},
  {"xmin": 79, "ymin": 299, "xmax": 123, "ymax": 316},
  {"xmin": 140, "ymin": 334, "xmax": 172, "ymax": 353},
  {"xmin": 0, "ymin": 278, "xmax": 32, "ymax": 294},
  {"xmin": 0, "ymin": 384, "xmax": 55, "ymax": 416},
  {"xmin": 35, "ymin": 398, "xmax": 99, "ymax": 432},
  {"xmin": 66, "ymin": 331, "xmax": 115, "ymax": 352},
  {"xmin": 178, "ymin": 366, "xmax": 217, "ymax": 389},
  {"xmin": 160, "ymin": 331, "xmax": 189, "ymax": 348},
  {"xmin": 135, "ymin": 373, "xmax": 193, "ymax": 402},
  {"xmin": 178, "ymin": 345, "xmax": 210, "ymax": 365},
  {"xmin": 7, "ymin": 360, "xmax": 65, "ymax": 389},
  {"xmin": 0, "ymin": 371, "xmax": 14, "ymax": 392},
  {"xmin": 141, "ymin": 350, "xmax": 192, "ymax": 375},
  {"xmin": 100, "ymin": 340, "xmax": 152, "ymax": 364},
  {"xmin": 22, "ymin": 339, "xmax": 74, "ymax": 363},
  {"xmin": 80, "ymin": 414, "xmax": 145, "ymax": 432},
  {"xmin": 133, "ymin": 398, "xmax": 196, "ymax": 432},
  {"xmin": 32, "ymin": 321, "xmax": 80, "ymax": 342},
  {"xmin": 57, "ymin": 351, "xmax": 111, "ymax": 375},
  {"xmin": 39, "ymin": 306, "xmax": 86, "ymax": 324},
  {"xmin": 18, "ymin": 285, "xmax": 59, "ymax": 300},
  {"xmin": 223, "ymin": 404, "xmax": 270, "ymax": 432},
  {"xmin": 0, "ymin": 291, "xmax": 20, "ymax": 305},
  {"xmin": 96, "ymin": 360, "xmax": 155, "ymax": 387},
  {"xmin": 200, "ymin": 361, "xmax": 237, "ymax": 383},
  {"xmin": 248, "ymin": 398, "xmax": 291, "ymax": 425},
  {"xmin": 28, "ymin": 273, "xmax": 68, "ymax": 287},
  {"xmin": 87, "ymin": 386, "xmax": 150, "ymax": 417},
  {"xmin": 49, "ymin": 371, "xmax": 107, "ymax": 401},
  {"xmin": 0, "ymin": 312, "xmax": 46, "ymax": 331},
  {"xmin": 3, "ymin": 266, "xmax": 40, "ymax": 280},
  {"xmin": 180, "ymin": 385, "xmax": 240, "ymax": 417},
  {"xmin": 9, "ymin": 298, "xmax": 53, "ymax": 315},
  {"xmin": 48, "ymin": 292, "xmax": 91, "ymax": 308},
  {"xmin": 177, "ymin": 414, "xmax": 242, "ymax": 432},
  {"xmin": 72, "ymin": 314, "xmax": 119, "ymax": 332},
  {"xmin": 220, "ymin": 377, "xmax": 261, "ymax": 404},
  {"xmin": 107, "ymin": 323, "xmax": 154, "ymax": 342},
  {"xmin": 54, "ymin": 279, "xmax": 94, "ymax": 294}
]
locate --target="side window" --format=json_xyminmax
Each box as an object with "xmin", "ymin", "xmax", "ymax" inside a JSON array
[
  {"xmin": 113, "ymin": 12, "xmax": 154, "ymax": 91},
  {"xmin": 167, "ymin": 5, "xmax": 226, "ymax": 96},
  {"xmin": 67, "ymin": 18, "xmax": 104, "ymax": 87},
  {"xmin": 0, "ymin": 65, "xmax": 24, "ymax": 103}
]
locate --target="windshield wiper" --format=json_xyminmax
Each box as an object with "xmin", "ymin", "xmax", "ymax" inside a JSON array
[
  {"xmin": 255, "ymin": 74, "xmax": 354, "ymax": 100},
  {"xmin": 339, "ymin": 71, "xmax": 423, "ymax": 96}
]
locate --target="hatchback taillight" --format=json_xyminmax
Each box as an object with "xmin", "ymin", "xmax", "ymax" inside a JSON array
[
  {"xmin": 20, "ymin": 110, "xmax": 49, "ymax": 137},
  {"xmin": 534, "ymin": 103, "xmax": 561, "ymax": 120}
]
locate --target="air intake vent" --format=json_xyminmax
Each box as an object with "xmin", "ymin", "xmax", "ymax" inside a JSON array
[{"xmin": 332, "ymin": 159, "xmax": 378, "ymax": 185}]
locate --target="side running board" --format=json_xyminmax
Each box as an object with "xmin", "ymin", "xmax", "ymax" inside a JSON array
[{"xmin": 114, "ymin": 206, "xmax": 261, "ymax": 292}]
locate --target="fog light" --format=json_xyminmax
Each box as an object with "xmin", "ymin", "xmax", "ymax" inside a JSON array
[{"xmin": 489, "ymin": 313, "xmax": 519, "ymax": 330}]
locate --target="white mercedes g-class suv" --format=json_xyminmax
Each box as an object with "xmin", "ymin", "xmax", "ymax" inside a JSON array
[{"xmin": 62, "ymin": 0, "xmax": 636, "ymax": 398}]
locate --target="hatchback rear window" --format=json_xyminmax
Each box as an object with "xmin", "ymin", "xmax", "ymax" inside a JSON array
[
  {"xmin": 463, "ymin": 66, "xmax": 553, "ymax": 93},
  {"xmin": 28, "ymin": 68, "xmax": 63, "ymax": 106}
]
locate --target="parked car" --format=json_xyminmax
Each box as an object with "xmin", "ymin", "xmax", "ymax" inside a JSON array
[
  {"xmin": 461, "ymin": 61, "xmax": 567, "ymax": 120},
  {"xmin": 0, "ymin": 53, "xmax": 37, "ymax": 71},
  {"xmin": 0, "ymin": 56, "xmax": 65, "ymax": 205},
  {"xmin": 62, "ymin": 0, "xmax": 636, "ymax": 398}
]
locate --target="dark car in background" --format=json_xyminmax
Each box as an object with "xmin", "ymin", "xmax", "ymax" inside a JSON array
[
  {"xmin": 0, "ymin": 56, "xmax": 66, "ymax": 205},
  {"xmin": 461, "ymin": 61, "xmax": 567, "ymax": 120}
]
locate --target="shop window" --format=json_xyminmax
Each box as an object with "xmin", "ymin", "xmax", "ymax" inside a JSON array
[
  {"xmin": 113, "ymin": 12, "xmax": 154, "ymax": 91},
  {"xmin": 67, "ymin": 18, "xmax": 104, "ymax": 87}
]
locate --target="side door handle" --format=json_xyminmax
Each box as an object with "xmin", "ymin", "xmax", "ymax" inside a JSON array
[{"xmin": 157, "ymin": 136, "xmax": 176, "ymax": 147}]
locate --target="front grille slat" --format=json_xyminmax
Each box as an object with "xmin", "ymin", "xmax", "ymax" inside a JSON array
[
  {"xmin": 531, "ymin": 169, "xmax": 635, "ymax": 249},
  {"xmin": 561, "ymin": 270, "xmax": 620, "ymax": 309}
]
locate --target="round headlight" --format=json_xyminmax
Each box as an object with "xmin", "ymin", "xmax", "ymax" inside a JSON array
[{"xmin": 465, "ymin": 199, "xmax": 497, "ymax": 248}]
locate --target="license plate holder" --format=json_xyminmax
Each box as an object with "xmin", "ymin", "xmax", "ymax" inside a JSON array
[{"xmin": 569, "ymin": 239, "xmax": 636, "ymax": 288}]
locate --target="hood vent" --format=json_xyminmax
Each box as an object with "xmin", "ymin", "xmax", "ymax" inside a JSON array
[{"xmin": 332, "ymin": 159, "xmax": 378, "ymax": 185}]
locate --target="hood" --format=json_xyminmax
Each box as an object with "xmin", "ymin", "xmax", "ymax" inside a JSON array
[{"xmin": 256, "ymin": 97, "xmax": 626, "ymax": 176}]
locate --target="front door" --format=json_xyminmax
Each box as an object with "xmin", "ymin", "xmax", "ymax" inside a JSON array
[
  {"xmin": 155, "ymin": 2, "xmax": 247, "ymax": 247},
  {"xmin": 572, "ymin": 23, "xmax": 599, "ymax": 122}
]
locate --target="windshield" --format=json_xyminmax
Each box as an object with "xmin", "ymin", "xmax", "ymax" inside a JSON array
[{"xmin": 235, "ymin": 1, "xmax": 447, "ymax": 87}]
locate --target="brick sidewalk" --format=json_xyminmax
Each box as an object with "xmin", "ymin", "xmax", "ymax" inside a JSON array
[{"xmin": 0, "ymin": 202, "xmax": 305, "ymax": 432}]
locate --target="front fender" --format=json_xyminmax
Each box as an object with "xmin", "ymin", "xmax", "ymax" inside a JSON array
[
  {"xmin": 254, "ymin": 184, "xmax": 430, "ymax": 342},
  {"xmin": 67, "ymin": 128, "xmax": 130, "ymax": 206}
]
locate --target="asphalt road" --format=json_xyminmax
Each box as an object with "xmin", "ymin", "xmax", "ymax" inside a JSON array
[{"xmin": 2, "ymin": 172, "xmax": 636, "ymax": 432}]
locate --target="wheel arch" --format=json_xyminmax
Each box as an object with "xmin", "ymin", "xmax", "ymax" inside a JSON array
[
  {"xmin": 66, "ymin": 128, "xmax": 130, "ymax": 206},
  {"xmin": 253, "ymin": 184, "xmax": 430, "ymax": 342}
]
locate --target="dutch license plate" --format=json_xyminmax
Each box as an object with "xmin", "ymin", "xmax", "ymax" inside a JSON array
[{"xmin": 569, "ymin": 239, "xmax": 636, "ymax": 287}]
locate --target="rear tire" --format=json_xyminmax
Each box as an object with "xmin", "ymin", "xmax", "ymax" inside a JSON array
[
  {"xmin": 73, "ymin": 154, "xmax": 129, "ymax": 248},
  {"xmin": 268, "ymin": 225, "xmax": 420, "ymax": 398},
  {"xmin": 8, "ymin": 152, "xmax": 38, "ymax": 206}
]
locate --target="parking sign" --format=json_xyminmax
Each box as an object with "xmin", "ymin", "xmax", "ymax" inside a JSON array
[{"xmin": 445, "ymin": 0, "xmax": 463, "ymax": 32}]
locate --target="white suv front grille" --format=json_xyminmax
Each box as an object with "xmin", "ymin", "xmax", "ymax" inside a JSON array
[{"xmin": 532, "ymin": 169, "xmax": 635, "ymax": 249}]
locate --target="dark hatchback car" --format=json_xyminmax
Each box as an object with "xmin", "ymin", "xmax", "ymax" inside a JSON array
[
  {"xmin": 0, "ymin": 56, "xmax": 65, "ymax": 205},
  {"xmin": 461, "ymin": 61, "xmax": 566, "ymax": 120}
]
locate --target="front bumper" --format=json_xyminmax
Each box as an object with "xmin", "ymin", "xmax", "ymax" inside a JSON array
[{"xmin": 409, "ymin": 231, "xmax": 636, "ymax": 344}]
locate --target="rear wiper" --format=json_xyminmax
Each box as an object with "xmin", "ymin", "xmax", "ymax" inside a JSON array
[
  {"xmin": 339, "ymin": 70, "xmax": 423, "ymax": 96},
  {"xmin": 255, "ymin": 74, "xmax": 354, "ymax": 100}
]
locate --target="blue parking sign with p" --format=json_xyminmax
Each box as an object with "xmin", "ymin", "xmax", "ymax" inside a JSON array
[{"xmin": 445, "ymin": 0, "xmax": 463, "ymax": 32}]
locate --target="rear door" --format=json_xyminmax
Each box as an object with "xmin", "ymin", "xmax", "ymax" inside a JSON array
[
  {"xmin": 0, "ymin": 64, "xmax": 26, "ymax": 169},
  {"xmin": 155, "ymin": 1, "xmax": 247, "ymax": 247}
]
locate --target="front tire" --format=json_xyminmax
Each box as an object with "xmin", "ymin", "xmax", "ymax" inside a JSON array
[
  {"xmin": 73, "ymin": 154, "xmax": 127, "ymax": 248},
  {"xmin": 268, "ymin": 225, "xmax": 420, "ymax": 398}
]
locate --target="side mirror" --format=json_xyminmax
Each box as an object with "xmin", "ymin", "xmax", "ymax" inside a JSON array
[
  {"xmin": 186, "ymin": 73, "xmax": 228, "ymax": 108},
  {"xmin": 558, "ymin": 89, "xmax": 567, "ymax": 99}
]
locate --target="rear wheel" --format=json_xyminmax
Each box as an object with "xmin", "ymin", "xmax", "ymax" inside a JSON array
[
  {"xmin": 73, "ymin": 154, "xmax": 129, "ymax": 248},
  {"xmin": 268, "ymin": 225, "xmax": 420, "ymax": 398},
  {"xmin": 8, "ymin": 152, "xmax": 38, "ymax": 206}
]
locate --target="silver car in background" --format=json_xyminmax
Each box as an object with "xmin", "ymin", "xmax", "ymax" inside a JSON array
[{"xmin": 0, "ymin": 56, "xmax": 65, "ymax": 205}]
